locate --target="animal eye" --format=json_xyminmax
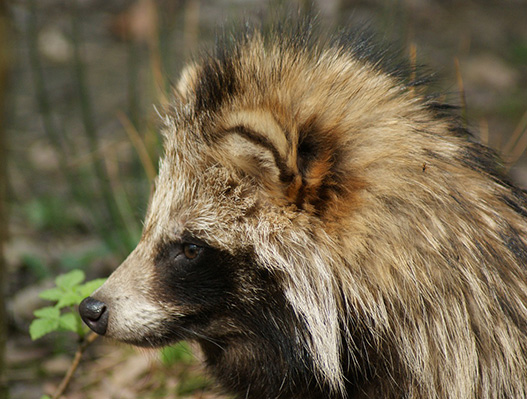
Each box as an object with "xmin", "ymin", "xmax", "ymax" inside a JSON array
[{"xmin": 183, "ymin": 243, "xmax": 201, "ymax": 260}]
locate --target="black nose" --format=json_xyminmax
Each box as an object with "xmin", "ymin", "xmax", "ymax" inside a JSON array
[{"xmin": 79, "ymin": 297, "xmax": 109, "ymax": 335}]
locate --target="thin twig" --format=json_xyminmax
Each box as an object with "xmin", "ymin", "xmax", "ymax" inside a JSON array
[
  {"xmin": 502, "ymin": 109, "xmax": 527, "ymax": 159},
  {"xmin": 506, "ymin": 111, "xmax": 527, "ymax": 168},
  {"xmin": 454, "ymin": 57, "xmax": 467, "ymax": 128},
  {"xmin": 145, "ymin": 0, "xmax": 167, "ymax": 105},
  {"xmin": 479, "ymin": 118, "xmax": 489, "ymax": 146},
  {"xmin": 117, "ymin": 111, "xmax": 157, "ymax": 182},
  {"xmin": 51, "ymin": 332, "xmax": 99, "ymax": 399},
  {"xmin": 408, "ymin": 42, "xmax": 417, "ymax": 95},
  {"xmin": 102, "ymin": 146, "xmax": 142, "ymax": 239},
  {"xmin": 183, "ymin": 0, "xmax": 200, "ymax": 61}
]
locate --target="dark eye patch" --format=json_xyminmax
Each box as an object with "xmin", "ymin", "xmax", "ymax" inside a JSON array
[
  {"xmin": 155, "ymin": 233, "xmax": 209, "ymax": 269},
  {"xmin": 156, "ymin": 241, "xmax": 204, "ymax": 273},
  {"xmin": 153, "ymin": 235, "xmax": 236, "ymax": 307}
]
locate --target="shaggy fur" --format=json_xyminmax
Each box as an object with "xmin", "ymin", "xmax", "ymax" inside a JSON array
[{"xmin": 81, "ymin": 19, "xmax": 527, "ymax": 399}]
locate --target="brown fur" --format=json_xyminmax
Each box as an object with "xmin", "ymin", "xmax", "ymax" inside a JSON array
[{"xmin": 82, "ymin": 20, "xmax": 527, "ymax": 399}]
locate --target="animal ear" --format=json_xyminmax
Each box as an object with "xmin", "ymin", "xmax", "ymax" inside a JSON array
[
  {"xmin": 176, "ymin": 63, "xmax": 200, "ymax": 101},
  {"xmin": 214, "ymin": 111, "xmax": 358, "ymax": 215},
  {"xmin": 214, "ymin": 111, "xmax": 301, "ymax": 199}
]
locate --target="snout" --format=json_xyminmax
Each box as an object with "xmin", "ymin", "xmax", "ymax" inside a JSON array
[
  {"xmin": 79, "ymin": 296, "xmax": 109, "ymax": 335},
  {"xmin": 77, "ymin": 247, "xmax": 168, "ymax": 344}
]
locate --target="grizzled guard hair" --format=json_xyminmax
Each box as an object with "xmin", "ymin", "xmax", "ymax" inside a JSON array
[{"xmin": 80, "ymin": 15, "xmax": 527, "ymax": 399}]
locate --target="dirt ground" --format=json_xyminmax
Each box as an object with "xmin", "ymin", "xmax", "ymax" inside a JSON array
[{"xmin": 4, "ymin": 0, "xmax": 527, "ymax": 398}]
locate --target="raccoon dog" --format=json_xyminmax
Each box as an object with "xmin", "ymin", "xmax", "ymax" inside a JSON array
[{"xmin": 80, "ymin": 19, "xmax": 527, "ymax": 399}]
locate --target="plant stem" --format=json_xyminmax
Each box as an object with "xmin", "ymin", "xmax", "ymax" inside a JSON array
[{"xmin": 51, "ymin": 332, "xmax": 99, "ymax": 399}]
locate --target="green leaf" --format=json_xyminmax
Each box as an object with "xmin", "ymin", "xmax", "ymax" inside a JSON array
[
  {"xmin": 30, "ymin": 318, "xmax": 59, "ymax": 340},
  {"xmin": 33, "ymin": 306, "xmax": 60, "ymax": 320},
  {"xmin": 30, "ymin": 271, "xmax": 108, "ymax": 340},
  {"xmin": 77, "ymin": 278, "xmax": 106, "ymax": 298},
  {"xmin": 39, "ymin": 287, "xmax": 64, "ymax": 302},
  {"xmin": 55, "ymin": 269, "xmax": 85, "ymax": 290},
  {"xmin": 59, "ymin": 313, "xmax": 79, "ymax": 333},
  {"xmin": 56, "ymin": 291, "xmax": 83, "ymax": 309}
]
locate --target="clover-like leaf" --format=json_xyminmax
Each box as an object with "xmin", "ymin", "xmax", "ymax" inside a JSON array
[
  {"xmin": 77, "ymin": 278, "xmax": 106, "ymax": 298},
  {"xmin": 39, "ymin": 287, "xmax": 64, "ymax": 302},
  {"xmin": 56, "ymin": 291, "xmax": 83, "ymax": 309},
  {"xmin": 59, "ymin": 312, "xmax": 80, "ymax": 333},
  {"xmin": 31, "ymin": 270, "xmax": 107, "ymax": 341},
  {"xmin": 34, "ymin": 306, "xmax": 60, "ymax": 319},
  {"xmin": 30, "ymin": 317, "xmax": 60, "ymax": 340},
  {"xmin": 55, "ymin": 269, "xmax": 85, "ymax": 290}
]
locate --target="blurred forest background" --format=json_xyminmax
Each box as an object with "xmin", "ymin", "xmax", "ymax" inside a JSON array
[{"xmin": 1, "ymin": 0, "xmax": 527, "ymax": 398}]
